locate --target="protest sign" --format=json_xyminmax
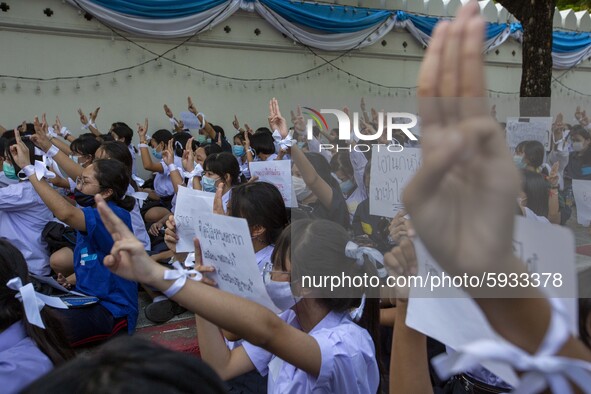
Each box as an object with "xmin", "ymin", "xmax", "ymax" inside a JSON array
[
  {"xmin": 249, "ymin": 160, "xmax": 295, "ymax": 208},
  {"xmin": 505, "ymin": 117, "xmax": 552, "ymax": 151},
  {"xmin": 174, "ymin": 186, "xmax": 215, "ymax": 252},
  {"xmin": 179, "ymin": 111, "xmax": 202, "ymax": 130},
  {"xmin": 572, "ymin": 179, "xmax": 591, "ymax": 226}
]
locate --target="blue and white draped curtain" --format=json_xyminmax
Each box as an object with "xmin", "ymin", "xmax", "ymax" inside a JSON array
[{"xmin": 67, "ymin": 0, "xmax": 591, "ymax": 69}]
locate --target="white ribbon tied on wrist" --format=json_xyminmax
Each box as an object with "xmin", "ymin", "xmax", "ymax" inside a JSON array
[
  {"xmin": 162, "ymin": 261, "xmax": 203, "ymax": 298},
  {"xmin": 272, "ymin": 130, "xmax": 294, "ymax": 151},
  {"xmin": 7, "ymin": 278, "xmax": 68, "ymax": 329},
  {"xmin": 184, "ymin": 163, "xmax": 204, "ymax": 179},
  {"xmin": 19, "ymin": 161, "xmax": 56, "ymax": 181},
  {"xmin": 432, "ymin": 299, "xmax": 591, "ymax": 394},
  {"xmin": 46, "ymin": 126, "xmax": 58, "ymax": 140}
]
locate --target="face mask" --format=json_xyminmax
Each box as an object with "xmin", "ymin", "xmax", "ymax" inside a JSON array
[
  {"xmin": 513, "ymin": 155, "xmax": 526, "ymax": 168},
  {"xmin": 339, "ymin": 179, "xmax": 355, "ymax": 195},
  {"xmin": 292, "ymin": 176, "xmax": 312, "ymax": 202},
  {"xmin": 201, "ymin": 176, "xmax": 218, "ymax": 193},
  {"xmin": 263, "ymin": 273, "xmax": 301, "ymax": 312},
  {"xmin": 573, "ymin": 141, "xmax": 585, "ymax": 152},
  {"xmin": 151, "ymin": 147, "xmax": 163, "ymax": 160},
  {"xmin": 2, "ymin": 162, "xmax": 18, "ymax": 180},
  {"xmin": 297, "ymin": 141, "xmax": 305, "ymax": 149},
  {"xmin": 74, "ymin": 189, "xmax": 96, "ymax": 207},
  {"xmin": 232, "ymin": 145, "xmax": 245, "ymax": 157},
  {"xmin": 196, "ymin": 135, "xmax": 207, "ymax": 144}
]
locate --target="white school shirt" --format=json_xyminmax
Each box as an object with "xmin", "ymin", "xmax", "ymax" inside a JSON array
[
  {"xmin": 0, "ymin": 182, "xmax": 53, "ymax": 275},
  {"xmin": 349, "ymin": 149, "xmax": 368, "ymax": 201},
  {"xmin": 126, "ymin": 185, "xmax": 151, "ymax": 250},
  {"xmin": 237, "ymin": 156, "xmax": 251, "ymax": 179},
  {"xmin": 154, "ymin": 157, "xmax": 182, "ymax": 197},
  {"xmin": 242, "ymin": 310, "xmax": 379, "ymax": 394},
  {"xmin": 524, "ymin": 207, "xmax": 551, "ymax": 224},
  {"xmin": 0, "ymin": 172, "xmax": 19, "ymax": 188},
  {"xmin": 222, "ymin": 189, "xmax": 231, "ymax": 214}
]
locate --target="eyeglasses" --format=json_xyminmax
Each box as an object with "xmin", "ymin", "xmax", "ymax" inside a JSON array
[
  {"xmin": 262, "ymin": 261, "xmax": 290, "ymax": 284},
  {"xmin": 75, "ymin": 176, "xmax": 98, "ymax": 188}
]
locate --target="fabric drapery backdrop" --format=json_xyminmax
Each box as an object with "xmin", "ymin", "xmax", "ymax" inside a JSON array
[{"xmin": 67, "ymin": 0, "xmax": 591, "ymax": 69}]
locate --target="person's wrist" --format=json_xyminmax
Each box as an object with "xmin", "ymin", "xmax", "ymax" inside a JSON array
[{"xmin": 145, "ymin": 260, "xmax": 167, "ymax": 288}]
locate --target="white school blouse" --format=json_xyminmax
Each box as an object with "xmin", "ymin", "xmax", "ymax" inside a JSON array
[
  {"xmin": 0, "ymin": 182, "xmax": 53, "ymax": 275},
  {"xmin": 242, "ymin": 310, "xmax": 379, "ymax": 394},
  {"xmin": 126, "ymin": 185, "xmax": 151, "ymax": 250},
  {"xmin": 153, "ymin": 157, "xmax": 182, "ymax": 198}
]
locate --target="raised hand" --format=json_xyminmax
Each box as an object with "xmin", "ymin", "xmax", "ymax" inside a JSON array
[
  {"xmin": 31, "ymin": 116, "xmax": 52, "ymax": 151},
  {"xmin": 232, "ymin": 115, "xmax": 240, "ymax": 130},
  {"xmin": 402, "ymin": 2, "xmax": 521, "ymax": 278},
  {"xmin": 96, "ymin": 194, "xmax": 159, "ymax": 284},
  {"xmin": 164, "ymin": 104, "xmax": 174, "ymax": 118},
  {"xmin": 268, "ymin": 98, "xmax": 288, "ymax": 138},
  {"xmin": 383, "ymin": 238, "xmax": 417, "ymax": 302},
  {"xmin": 182, "ymin": 137, "xmax": 195, "ymax": 172},
  {"xmin": 162, "ymin": 139, "xmax": 174, "ymax": 166},
  {"xmin": 137, "ymin": 118, "xmax": 148, "ymax": 140},
  {"xmin": 193, "ymin": 238, "xmax": 217, "ymax": 287},
  {"xmin": 90, "ymin": 107, "xmax": 100, "ymax": 123},
  {"xmin": 293, "ymin": 106, "xmax": 306, "ymax": 133},
  {"xmin": 213, "ymin": 183, "xmax": 225, "ymax": 215},
  {"xmin": 575, "ymin": 106, "xmax": 582, "ymax": 121},
  {"xmin": 164, "ymin": 215, "xmax": 179, "ymax": 253},
  {"xmin": 78, "ymin": 109, "xmax": 88, "ymax": 125},
  {"xmin": 548, "ymin": 162, "xmax": 560, "ymax": 187},
  {"xmin": 10, "ymin": 128, "xmax": 31, "ymax": 169},
  {"xmin": 388, "ymin": 210, "xmax": 415, "ymax": 244},
  {"xmin": 188, "ymin": 96, "xmax": 197, "ymax": 115},
  {"xmin": 360, "ymin": 97, "xmax": 367, "ymax": 112}
]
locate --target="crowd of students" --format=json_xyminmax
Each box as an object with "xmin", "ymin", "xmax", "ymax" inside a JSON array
[{"xmin": 1, "ymin": 2, "xmax": 591, "ymax": 393}]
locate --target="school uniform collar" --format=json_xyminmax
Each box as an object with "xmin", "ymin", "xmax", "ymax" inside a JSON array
[
  {"xmin": 309, "ymin": 310, "xmax": 350, "ymax": 335},
  {"xmin": 0, "ymin": 321, "xmax": 27, "ymax": 353}
]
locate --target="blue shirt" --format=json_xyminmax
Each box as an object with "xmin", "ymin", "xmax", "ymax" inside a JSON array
[
  {"xmin": 0, "ymin": 321, "xmax": 53, "ymax": 394},
  {"xmin": 74, "ymin": 202, "xmax": 138, "ymax": 333}
]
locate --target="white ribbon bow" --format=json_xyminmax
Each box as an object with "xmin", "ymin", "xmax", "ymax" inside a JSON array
[
  {"xmin": 432, "ymin": 299, "xmax": 591, "ymax": 394},
  {"xmin": 6, "ymin": 278, "xmax": 68, "ymax": 329},
  {"xmin": 184, "ymin": 163, "xmax": 204, "ymax": 179},
  {"xmin": 127, "ymin": 191, "xmax": 149, "ymax": 209},
  {"xmin": 46, "ymin": 126, "xmax": 58, "ymax": 139},
  {"xmin": 132, "ymin": 174, "xmax": 146, "ymax": 188},
  {"xmin": 272, "ymin": 130, "xmax": 294, "ymax": 151},
  {"xmin": 345, "ymin": 241, "xmax": 387, "ymax": 278},
  {"xmin": 162, "ymin": 261, "xmax": 203, "ymax": 298},
  {"xmin": 33, "ymin": 160, "xmax": 56, "ymax": 181}
]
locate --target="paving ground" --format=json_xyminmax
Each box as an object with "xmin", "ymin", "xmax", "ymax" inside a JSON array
[{"xmin": 133, "ymin": 216, "xmax": 591, "ymax": 354}]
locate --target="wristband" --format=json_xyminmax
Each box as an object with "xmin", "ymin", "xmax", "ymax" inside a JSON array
[
  {"xmin": 169, "ymin": 117, "xmax": 178, "ymax": 126},
  {"xmin": 197, "ymin": 112, "xmax": 206, "ymax": 130},
  {"xmin": 138, "ymin": 143, "xmax": 149, "ymax": 149},
  {"xmin": 19, "ymin": 165, "xmax": 35, "ymax": 179},
  {"xmin": 162, "ymin": 261, "xmax": 202, "ymax": 298},
  {"xmin": 167, "ymin": 163, "xmax": 178, "ymax": 173},
  {"xmin": 60, "ymin": 127, "xmax": 70, "ymax": 138},
  {"xmin": 45, "ymin": 145, "xmax": 60, "ymax": 158}
]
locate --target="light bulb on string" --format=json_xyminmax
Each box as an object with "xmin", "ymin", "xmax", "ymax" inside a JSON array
[
  {"xmin": 75, "ymin": 80, "xmax": 81, "ymax": 91},
  {"xmin": 229, "ymin": 81, "xmax": 233, "ymax": 89},
  {"xmin": 54, "ymin": 84, "xmax": 60, "ymax": 94},
  {"xmin": 127, "ymin": 71, "xmax": 133, "ymax": 79},
  {"xmin": 215, "ymin": 79, "xmax": 219, "ymax": 86},
  {"xmin": 15, "ymin": 80, "xmax": 21, "ymax": 92},
  {"xmin": 202, "ymin": 73, "xmax": 206, "ymax": 83},
  {"xmin": 0, "ymin": 82, "xmax": 6, "ymax": 91},
  {"xmin": 283, "ymin": 81, "xmax": 287, "ymax": 89},
  {"xmin": 139, "ymin": 65, "xmax": 145, "ymax": 74},
  {"xmin": 111, "ymin": 75, "xmax": 118, "ymax": 85},
  {"xmin": 35, "ymin": 84, "xmax": 41, "ymax": 95},
  {"xmin": 95, "ymin": 80, "xmax": 100, "ymax": 89}
]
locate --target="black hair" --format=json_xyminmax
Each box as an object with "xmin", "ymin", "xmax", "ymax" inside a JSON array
[
  {"xmin": 521, "ymin": 169, "xmax": 549, "ymax": 218},
  {"xmin": 21, "ymin": 337, "xmax": 226, "ymax": 394},
  {"xmin": 79, "ymin": 132, "xmax": 98, "ymax": 140},
  {"xmin": 255, "ymin": 127, "xmax": 271, "ymax": 135},
  {"xmin": 98, "ymin": 134, "xmax": 115, "ymax": 143},
  {"xmin": 202, "ymin": 143, "xmax": 223, "ymax": 156},
  {"xmin": 570, "ymin": 124, "xmax": 591, "ymax": 141},
  {"xmin": 522, "ymin": 140, "xmax": 545, "ymax": 169},
  {"xmin": 5, "ymin": 137, "xmax": 42, "ymax": 174},
  {"xmin": 97, "ymin": 141, "xmax": 136, "ymax": 190},
  {"xmin": 230, "ymin": 182, "xmax": 289, "ymax": 245},
  {"xmin": 515, "ymin": 141, "xmax": 528, "ymax": 155},
  {"xmin": 93, "ymin": 159, "xmax": 135, "ymax": 211},
  {"xmin": 0, "ymin": 239, "xmax": 73, "ymax": 365},
  {"xmin": 579, "ymin": 298, "xmax": 591, "ymax": 349},
  {"xmin": 211, "ymin": 124, "xmax": 225, "ymax": 139},
  {"xmin": 150, "ymin": 129, "xmax": 173, "ymax": 145},
  {"xmin": 203, "ymin": 152, "xmax": 240, "ymax": 186},
  {"xmin": 172, "ymin": 131, "xmax": 192, "ymax": 157},
  {"xmin": 0, "ymin": 137, "xmax": 7, "ymax": 160},
  {"xmin": 249, "ymin": 130, "xmax": 276, "ymax": 156},
  {"xmin": 70, "ymin": 136, "xmax": 101, "ymax": 158},
  {"xmin": 330, "ymin": 151, "xmax": 354, "ymax": 180},
  {"xmin": 304, "ymin": 152, "xmax": 340, "ymax": 190},
  {"xmin": 111, "ymin": 124, "xmax": 134, "ymax": 145},
  {"xmin": 233, "ymin": 132, "xmax": 246, "ymax": 144},
  {"xmin": 272, "ymin": 220, "xmax": 382, "ymax": 387}
]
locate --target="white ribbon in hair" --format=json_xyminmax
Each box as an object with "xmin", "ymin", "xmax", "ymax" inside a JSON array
[
  {"xmin": 6, "ymin": 278, "xmax": 68, "ymax": 329},
  {"xmin": 432, "ymin": 299, "xmax": 591, "ymax": 394},
  {"xmin": 162, "ymin": 261, "xmax": 203, "ymax": 298},
  {"xmin": 184, "ymin": 163, "xmax": 204, "ymax": 179},
  {"xmin": 345, "ymin": 241, "xmax": 388, "ymax": 278},
  {"xmin": 272, "ymin": 130, "xmax": 294, "ymax": 151}
]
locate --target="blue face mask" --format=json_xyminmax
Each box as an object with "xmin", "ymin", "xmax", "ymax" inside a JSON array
[
  {"xmin": 151, "ymin": 147, "xmax": 163, "ymax": 160},
  {"xmin": 513, "ymin": 155, "xmax": 526, "ymax": 169},
  {"xmin": 297, "ymin": 141, "xmax": 305, "ymax": 149},
  {"xmin": 2, "ymin": 162, "xmax": 18, "ymax": 180},
  {"xmin": 201, "ymin": 176, "xmax": 218, "ymax": 193},
  {"xmin": 339, "ymin": 179, "xmax": 355, "ymax": 195},
  {"xmin": 232, "ymin": 145, "xmax": 245, "ymax": 157},
  {"xmin": 196, "ymin": 135, "xmax": 209, "ymax": 145}
]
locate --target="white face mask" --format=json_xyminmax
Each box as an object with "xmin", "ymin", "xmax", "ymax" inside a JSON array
[
  {"xmin": 263, "ymin": 271, "xmax": 301, "ymax": 312},
  {"xmin": 292, "ymin": 176, "xmax": 312, "ymax": 202}
]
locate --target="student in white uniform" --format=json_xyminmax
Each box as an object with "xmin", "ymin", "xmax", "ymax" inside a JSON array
[
  {"xmin": 247, "ymin": 129, "xmax": 278, "ymax": 162},
  {"xmin": 232, "ymin": 132, "xmax": 251, "ymax": 180},
  {"xmin": 0, "ymin": 138, "xmax": 19, "ymax": 188},
  {"xmin": 0, "ymin": 136, "xmax": 53, "ymax": 276},
  {"xmin": 108, "ymin": 122, "xmax": 143, "ymax": 186},
  {"xmin": 137, "ymin": 125, "xmax": 175, "ymax": 223},
  {"xmin": 193, "ymin": 152, "xmax": 241, "ymax": 214},
  {"xmin": 94, "ymin": 205, "xmax": 382, "ymax": 394}
]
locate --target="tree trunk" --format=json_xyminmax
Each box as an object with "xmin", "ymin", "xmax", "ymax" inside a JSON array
[{"xmin": 497, "ymin": 0, "xmax": 556, "ymax": 115}]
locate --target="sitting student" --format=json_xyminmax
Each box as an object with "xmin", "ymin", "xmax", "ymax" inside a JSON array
[
  {"xmin": 0, "ymin": 138, "xmax": 18, "ymax": 188},
  {"xmin": 246, "ymin": 130, "xmax": 277, "ymax": 162},
  {"xmin": 136, "ymin": 123, "xmax": 175, "ymax": 223},
  {"xmin": 330, "ymin": 151, "xmax": 366, "ymax": 221},
  {"xmin": 10, "ymin": 132, "xmax": 138, "ymax": 346},
  {"xmin": 194, "ymin": 152, "xmax": 241, "ymax": 213},
  {"xmin": 0, "ymin": 239, "xmax": 73, "ymax": 394},
  {"xmin": 93, "ymin": 204, "xmax": 382, "ymax": 394},
  {"xmin": 232, "ymin": 132, "xmax": 250, "ymax": 180},
  {"xmin": 518, "ymin": 170, "xmax": 555, "ymax": 224},
  {"xmin": 22, "ymin": 337, "xmax": 226, "ymax": 394},
  {"xmin": 108, "ymin": 122, "xmax": 143, "ymax": 186},
  {"xmin": 565, "ymin": 125, "xmax": 591, "ymax": 181},
  {"xmin": 1, "ymin": 136, "xmax": 53, "ymax": 276}
]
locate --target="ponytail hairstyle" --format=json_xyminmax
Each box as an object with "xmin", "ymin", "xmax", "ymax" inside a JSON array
[
  {"xmin": 273, "ymin": 220, "xmax": 382, "ymax": 386},
  {"xmin": 93, "ymin": 159, "xmax": 135, "ymax": 211},
  {"xmin": 172, "ymin": 131, "xmax": 192, "ymax": 157},
  {"xmin": 0, "ymin": 239, "xmax": 73, "ymax": 365},
  {"xmin": 229, "ymin": 182, "xmax": 289, "ymax": 245}
]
